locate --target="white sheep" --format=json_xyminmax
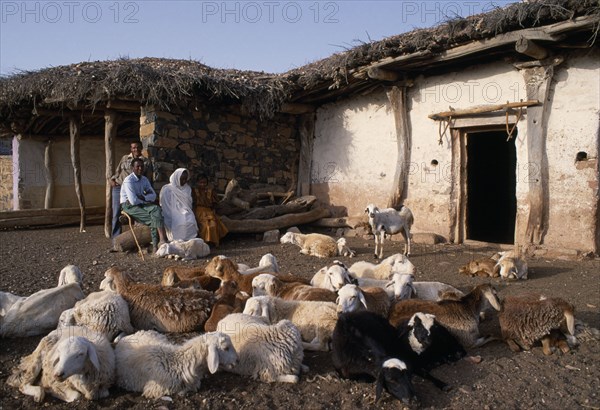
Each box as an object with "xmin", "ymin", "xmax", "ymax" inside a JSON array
[
  {"xmin": 114, "ymin": 330, "xmax": 238, "ymax": 399},
  {"xmin": 58, "ymin": 290, "xmax": 134, "ymax": 341},
  {"xmin": 7, "ymin": 326, "xmax": 115, "ymax": 403},
  {"xmin": 336, "ymin": 284, "xmax": 391, "ymax": 317},
  {"xmin": 310, "ymin": 261, "xmax": 356, "ymax": 291},
  {"xmin": 365, "ymin": 203, "xmax": 414, "ymax": 258},
  {"xmin": 349, "ymin": 253, "xmax": 415, "ymax": 280},
  {"xmin": 355, "ymin": 273, "xmax": 413, "ymax": 300},
  {"xmin": 280, "ymin": 231, "xmax": 355, "ymax": 258},
  {"xmin": 238, "ymin": 253, "xmax": 280, "ymax": 275},
  {"xmin": 217, "ymin": 313, "xmax": 307, "ymax": 383},
  {"xmin": 495, "ymin": 251, "xmax": 528, "ymax": 280},
  {"xmin": 243, "ymin": 295, "xmax": 338, "ymax": 351},
  {"xmin": 0, "ymin": 265, "xmax": 85, "ymax": 338},
  {"xmin": 395, "ymin": 275, "xmax": 465, "ymax": 301},
  {"xmin": 155, "ymin": 238, "xmax": 210, "ymax": 260}
]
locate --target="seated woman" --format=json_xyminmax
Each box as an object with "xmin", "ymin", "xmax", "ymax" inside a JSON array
[
  {"xmin": 159, "ymin": 168, "xmax": 198, "ymax": 241},
  {"xmin": 193, "ymin": 174, "xmax": 228, "ymax": 246}
]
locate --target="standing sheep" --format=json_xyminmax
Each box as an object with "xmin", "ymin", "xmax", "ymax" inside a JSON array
[
  {"xmin": 499, "ymin": 294, "xmax": 575, "ymax": 355},
  {"xmin": 365, "ymin": 203, "xmax": 414, "ymax": 258},
  {"xmin": 217, "ymin": 313, "xmax": 307, "ymax": 383},
  {"xmin": 115, "ymin": 330, "xmax": 238, "ymax": 399},
  {"xmin": 280, "ymin": 231, "xmax": 355, "ymax": 258},
  {"xmin": 7, "ymin": 326, "xmax": 115, "ymax": 403}
]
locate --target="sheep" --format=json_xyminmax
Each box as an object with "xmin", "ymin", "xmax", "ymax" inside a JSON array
[
  {"xmin": 252, "ymin": 273, "xmax": 338, "ymax": 303},
  {"xmin": 204, "ymin": 280, "xmax": 249, "ymax": 332},
  {"xmin": 280, "ymin": 231, "xmax": 356, "ymax": 258},
  {"xmin": 336, "ymin": 284, "xmax": 391, "ymax": 317},
  {"xmin": 459, "ymin": 257, "xmax": 500, "ymax": 277},
  {"xmin": 331, "ymin": 311, "xmax": 416, "ymax": 404},
  {"xmin": 388, "ymin": 284, "xmax": 501, "ymax": 348},
  {"xmin": 238, "ymin": 253, "xmax": 280, "ymax": 275},
  {"xmin": 349, "ymin": 253, "xmax": 415, "ymax": 280},
  {"xmin": 217, "ymin": 313, "xmax": 307, "ymax": 383},
  {"xmin": 0, "ymin": 266, "xmax": 85, "ymax": 337},
  {"xmin": 7, "ymin": 326, "xmax": 115, "ymax": 403},
  {"xmin": 395, "ymin": 275, "xmax": 465, "ymax": 301},
  {"xmin": 104, "ymin": 267, "xmax": 216, "ymax": 333},
  {"xmin": 243, "ymin": 295, "xmax": 338, "ymax": 351},
  {"xmin": 205, "ymin": 255, "xmax": 307, "ymax": 295},
  {"xmin": 365, "ymin": 203, "xmax": 414, "ymax": 258},
  {"xmin": 498, "ymin": 294, "xmax": 575, "ymax": 355},
  {"xmin": 155, "ymin": 238, "xmax": 210, "ymax": 260},
  {"xmin": 58, "ymin": 290, "xmax": 134, "ymax": 341},
  {"xmin": 355, "ymin": 273, "xmax": 413, "ymax": 300},
  {"xmin": 161, "ymin": 265, "xmax": 221, "ymax": 291},
  {"xmin": 310, "ymin": 261, "xmax": 356, "ymax": 291},
  {"xmin": 495, "ymin": 251, "xmax": 528, "ymax": 280},
  {"xmin": 114, "ymin": 330, "xmax": 238, "ymax": 399}
]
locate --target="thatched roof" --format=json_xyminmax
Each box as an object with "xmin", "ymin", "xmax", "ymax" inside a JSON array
[{"xmin": 0, "ymin": 0, "xmax": 598, "ymax": 133}]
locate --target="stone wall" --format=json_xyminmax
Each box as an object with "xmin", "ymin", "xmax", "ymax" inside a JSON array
[
  {"xmin": 0, "ymin": 156, "xmax": 13, "ymax": 211},
  {"xmin": 140, "ymin": 104, "xmax": 300, "ymax": 193}
]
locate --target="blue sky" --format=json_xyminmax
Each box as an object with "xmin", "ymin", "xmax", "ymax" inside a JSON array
[{"xmin": 1, "ymin": 0, "xmax": 515, "ymax": 76}]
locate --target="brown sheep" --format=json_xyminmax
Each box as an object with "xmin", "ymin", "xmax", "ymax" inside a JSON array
[
  {"xmin": 498, "ymin": 294, "xmax": 575, "ymax": 355},
  {"xmin": 161, "ymin": 265, "xmax": 221, "ymax": 291},
  {"xmin": 104, "ymin": 267, "xmax": 216, "ymax": 333},
  {"xmin": 388, "ymin": 284, "xmax": 501, "ymax": 348},
  {"xmin": 251, "ymin": 273, "xmax": 337, "ymax": 303},
  {"xmin": 458, "ymin": 257, "xmax": 499, "ymax": 278},
  {"xmin": 204, "ymin": 280, "xmax": 249, "ymax": 332}
]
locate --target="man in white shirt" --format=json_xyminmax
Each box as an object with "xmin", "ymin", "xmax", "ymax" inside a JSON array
[{"xmin": 120, "ymin": 158, "xmax": 167, "ymax": 252}]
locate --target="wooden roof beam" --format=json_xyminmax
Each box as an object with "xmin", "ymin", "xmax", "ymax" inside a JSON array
[
  {"xmin": 515, "ymin": 37, "xmax": 549, "ymax": 60},
  {"xmin": 280, "ymin": 103, "xmax": 315, "ymax": 114}
]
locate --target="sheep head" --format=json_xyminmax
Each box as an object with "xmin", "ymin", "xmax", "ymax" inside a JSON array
[
  {"xmin": 376, "ymin": 359, "xmax": 416, "ymax": 404},
  {"xmin": 252, "ymin": 274, "xmax": 278, "ymax": 297},
  {"xmin": 407, "ymin": 312, "xmax": 436, "ymax": 354},
  {"xmin": 203, "ymin": 332, "xmax": 238, "ymax": 374},
  {"xmin": 336, "ymin": 284, "xmax": 368, "ymax": 313},
  {"xmin": 206, "ymin": 256, "xmax": 238, "ymax": 280},
  {"xmin": 365, "ymin": 204, "xmax": 379, "ymax": 219},
  {"xmin": 279, "ymin": 232, "xmax": 296, "ymax": 245},
  {"xmin": 52, "ymin": 336, "xmax": 100, "ymax": 381}
]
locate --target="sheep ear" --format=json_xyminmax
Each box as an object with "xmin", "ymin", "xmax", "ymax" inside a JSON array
[
  {"xmin": 261, "ymin": 303, "xmax": 271, "ymax": 323},
  {"xmin": 86, "ymin": 342, "xmax": 100, "ymax": 372},
  {"xmin": 207, "ymin": 341, "xmax": 220, "ymax": 374},
  {"xmin": 359, "ymin": 292, "xmax": 368, "ymax": 309}
]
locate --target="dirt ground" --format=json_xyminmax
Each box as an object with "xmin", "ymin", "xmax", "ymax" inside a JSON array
[{"xmin": 0, "ymin": 224, "xmax": 599, "ymax": 410}]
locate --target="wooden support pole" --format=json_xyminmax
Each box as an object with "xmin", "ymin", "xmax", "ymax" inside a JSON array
[
  {"xmin": 386, "ymin": 86, "xmax": 411, "ymax": 208},
  {"xmin": 69, "ymin": 116, "xmax": 86, "ymax": 232},
  {"xmin": 368, "ymin": 67, "xmax": 400, "ymax": 82},
  {"xmin": 429, "ymin": 100, "xmax": 540, "ymax": 120},
  {"xmin": 43, "ymin": 140, "xmax": 54, "ymax": 209},
  {"xmin": 297, "ymin": 113, "xmax": 315, "ymax": 196},
  {"xmin": 104, "ymin": 111, "xmax": 117, "ymax": 238},
  {"xmin": 515, "ymin": 37, "xmax": 549, "ymax": 60}
]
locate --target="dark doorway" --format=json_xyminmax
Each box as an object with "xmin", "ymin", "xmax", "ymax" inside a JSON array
[{"xmin": 467, "ymin": 130, "xmax": 516, "ymax": 244}]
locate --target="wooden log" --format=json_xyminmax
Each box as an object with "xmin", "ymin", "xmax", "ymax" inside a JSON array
[
  {"xmin": 297, "ymin": 114, "xmax": 315, "ymax": 196},
  {"xmin": 44, "ymin": 140, "xmax": 54, "ymax": 209},
  {"xmin": 69, "ymin": 117, "xmax": 86, "ymax": 232},
  {"xmin": 386, "ymin": 86, "xmax": 411, "ymax": 208},
  {"xmin": 104, "ymin": 111, "xmax": 117, "ymax": 238},
  {"xmin": 0, "ymin": 206, "xmax": 104, "ymax": 219},
  {"xmin": 310, "ymin": 216, "xmax": 368, "ymax": 229},
  {"xmin": 429, "ymin": 100, "xmax": 540, "ymax": 120},
  {"xmin": 515, "ymin": 37, "xmax": 549, "ymax": 60},
  {"xmin": 230, "ymin": 196, "xmax": 317, "ymax": 220},
  {"xmin": 113, "ymin": 225, "xmax": 152, "ymax": 252},
  {"xmin": 0, "ymin": 214, "xmax": 105, "ymax": 229},
  {"xmin": 221, "ymin": 208, "xmax": 331, "ymax": 233},
  {"xmin": 368, "ymin": 67, "xmax": 400, "ymax": 82}
]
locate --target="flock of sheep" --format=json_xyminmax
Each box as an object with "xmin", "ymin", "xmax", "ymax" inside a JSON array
[{"xmin": 0, "ymin": 203, "xmax": 593, "ymax": 405}]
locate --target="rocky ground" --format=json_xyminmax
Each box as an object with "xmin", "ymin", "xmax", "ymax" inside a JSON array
[{"xmin": 0, "ymin": 224, "xmax": 599, "ymax": 409}]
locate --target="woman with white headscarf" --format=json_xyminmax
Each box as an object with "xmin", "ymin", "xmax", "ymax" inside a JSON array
[{"xmin": 159, "ymin": 168, "xmax": 198, "ymax": 241}]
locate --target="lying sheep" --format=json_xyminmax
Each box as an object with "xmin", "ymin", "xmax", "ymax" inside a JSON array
[
  {"xmin": 396, "ymin": 275, "xmax": 465, "ymax": 301},
  {"xmin": 355, "ymin": 273, "xmax": 412, "ymax": 300},
  {"xmin": 217, "ymin": 313, "xmax": 307, "ymax": 383},
  {"xmin": 458, "ymin": 257, "xmax": 500, "ymax": 278},
  {"xmin": 115, "ymin": 330, "xmax": 238, "ymax": 399},
  {"xmin": 7, "ymin": 326, "xmax": 115, "ymax": 403},
  {"xmin": 336, "ymin": 284, "xmax": 391, "ymax": 317},
  {"xmin": 204, "ymin": 280, "xmax": 249, "ymax": 332},
  {"xmin": 495, "ymin": 251, "xmax": 528, "ymax": 280},
  {"xmin": 252, "ymin": 273, "xmax": 337, "ymax": 303},
  {"xmin": 243, "ymin": 295, "xmax": 338, "ymax": 351},
  {"xmin": 310, "ymin": 261, "xmax": 356, "ymax": 291},
  {"xmin": 238, "ymin": 253, "xmax": 280, "ymax": 275},
  {"xmin": 499, "ymin": 294, "xmax": 575, "ymax": 355},
  {"xmin": 161, "ymin": 265, "xmax": 221, "ymax": 291},
  {"xmin": 349, "ymin": 253, "xmax": 415, "ymax": 280},
  {"xmin": 280, "ymin": 231, "xmax": 355, "ymax": 258},
  {"xmin": 58, "ymin": 290, "xmax": 134, "ymax": 341},
  {"xmin": 155, "ymin": 238, "xmax": 210, "ymax": 260},
  {"xmin": 365, "ymin": 203, "xmax": 414, "ymax": 258},
  {"xmin": 0, "ymin": 265, "xmax": 85, "ymax": 337},
  {"xmin": 104, "ymin": 267, "xmax": 216, "ymax": 332},
  {"xmin": 389, "ymin": 284, "xmax": 501, "ymax": 348}
]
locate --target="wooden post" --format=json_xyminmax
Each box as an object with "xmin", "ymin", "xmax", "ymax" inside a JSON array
[
  {"xmin": 385, "ymin": 86, "xmax": 411, "ymax": 208},
  {"xmin": 104, "ymin": 111, "xmax": 117, "ymax": 238},
  {"xmin": 69, "ymin": 116, "xmax": 86, "ymax": 232},
  {"xmin": 43, "ymin": 140, "xmax": 54, "ymax": 209},
  {"xmin": 519, "ymin": 64, "xmax": 556, "ymax": 245},
  {"xmin": 296, "ymin": 113, "xmax": 315, "ymax": 196},
  {"xmin": 449, "ymin": 129, "xmax": 466, "ymax": 243}
]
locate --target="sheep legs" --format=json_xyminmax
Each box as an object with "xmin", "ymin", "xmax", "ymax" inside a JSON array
[
  {"xmin": 20, "ymin": 384, "xmax": 45, "ymax": 402},
  {"xmin": 374, "ymin": 232, "xmax": 385, "ymax": 259},
  {"xmin": 400, "ymin": 227, "xmax": 411, "ymax": 256}
]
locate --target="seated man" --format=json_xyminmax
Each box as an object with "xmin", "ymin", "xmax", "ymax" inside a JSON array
[{"xmin": 120, "ymin": 158, "xmax": 168, "ymax": 253}]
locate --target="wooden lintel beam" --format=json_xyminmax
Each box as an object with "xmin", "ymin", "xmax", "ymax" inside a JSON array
[
  {"xmin": 515, "ymin": 37, "xmax": 549, "ymax": 60},
  {"xmin": 106, "ymin": 100, "xmax": 141, "ymax": 112},
  {"xmin": 429, "ymin": 100, "xmax": 540, "ymax": 120},
  {"xmin": 280, "ymin": 103, "xmax": 315, "ymax": 114}
]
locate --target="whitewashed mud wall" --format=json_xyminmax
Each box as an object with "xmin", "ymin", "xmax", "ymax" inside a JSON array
[
  {"xmin": 312, "ymin": 51, "xmax": 599, "ymax": 252},
  {"xmin": 312, "ymin": 93, "xmax": 397, "ymax": 216}
]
